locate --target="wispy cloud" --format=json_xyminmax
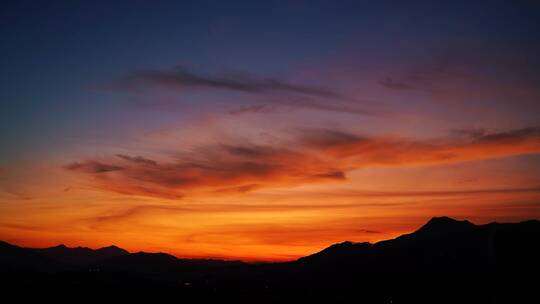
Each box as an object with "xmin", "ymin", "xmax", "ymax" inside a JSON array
[
  {"xmin": 301, "ymin": 127, "xmax": 540, "ymax": 166},
  {"xmin": 67, "ymin": 143, "xmax": 345, "ymax": 199},
  {"xmin": 114, "ymin": 65, "xmax": 383, "ymax": 116},
  {"xmin": 451, "ymin": 128, "xmax": 487, "ymax": 139},
  {"xmin": 65, "ymin": 161, "xmax": 123, "ymax": 173},
  {"xmin": 227, "ymin": 104, "xmax": 277, "ymax": 115},
  {"xmin": 377, "ymin": 45, "xmax": 540, "ymax": 105},
  {"xmin": 115, "ymin": 154, "xmax": 157, "ymax": 166},
  {"xmin": 325, "ymin": 187, "xmax": 540, "ymax": 198},
  {"xmin": 66, "ymin": 126, "xmax": 540, "ymax": 199},
  {"xmin": 123, "ymin": 65, "xmax": 345, "ymax": 99}
]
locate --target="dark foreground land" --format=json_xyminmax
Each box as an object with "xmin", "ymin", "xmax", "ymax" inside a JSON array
[{"xmin": 1, "ymin": 217, "xmax": 539, "ymax": 303}]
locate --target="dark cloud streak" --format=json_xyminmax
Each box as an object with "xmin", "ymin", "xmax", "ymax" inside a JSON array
[
  {"xmin": 66, "ymin": 161, "xmax": 123, "ymax": 173},
  {"xmin": 66, "ymin": 126, "xmax": 540, "ymax": 200},
  {"xmin": 127, "ymin": 65, "xmax": 344, "ymax": 99},
  {"xmin": 116, "ymin": 65, "xmax": 386, "ymax": 116}
]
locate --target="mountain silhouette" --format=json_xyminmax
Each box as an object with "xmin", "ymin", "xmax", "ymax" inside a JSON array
[
  {"xmin": 414, "ymin": 216, "xmax": 475, "ymax": 235},
  {"xmin": 1, "ymin": 217, "xmax": 538, "ymax": 303},
  {"xmin": 0, "ymin": 240, "xmax": 63, "ymax": 272},
  {"xmin": 33, "ymin": 244, "xmax": 129, "ymax": 265}
]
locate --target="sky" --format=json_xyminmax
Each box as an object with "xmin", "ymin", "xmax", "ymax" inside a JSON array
[{"xmin": 1, "ymin": 0, "xmax": 540, "ymax": 261}]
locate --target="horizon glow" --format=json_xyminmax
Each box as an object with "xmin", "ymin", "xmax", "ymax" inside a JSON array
[{"xmin": 1, "ymin": 1, "xmax": 539, "ymax": 261}]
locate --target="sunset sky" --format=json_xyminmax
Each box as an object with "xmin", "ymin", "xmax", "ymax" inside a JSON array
[{"xmin": 1, "ymin": 1, "xmax": 540, "ymax": 261}]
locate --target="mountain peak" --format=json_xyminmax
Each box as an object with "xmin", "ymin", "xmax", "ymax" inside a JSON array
[
  {"xmin": 415, "ymin": 216, "xmax": 475, "ymax": 235},
  {"xmin": 427, "ymin": 216, "xmax": 471, "ymax": 225},
  {"xmin": 98, "ymin": 245, "xmax": 129, "ymax": 255}
]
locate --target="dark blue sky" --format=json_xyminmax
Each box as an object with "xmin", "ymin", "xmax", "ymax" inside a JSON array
[{"xmin": 1, "ymin": 1, "xmax": 539, "ymax": 161}]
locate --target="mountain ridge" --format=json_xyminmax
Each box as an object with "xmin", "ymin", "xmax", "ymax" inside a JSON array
[
  {"xmin": 1, "ymin": 216, "xmax": 539, "ymax": 302},
  {"xmin": 2, "ymin": 216, "xmax": 539, "ymax": 263}
]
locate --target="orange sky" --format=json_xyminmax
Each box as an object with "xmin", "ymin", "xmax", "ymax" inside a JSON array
[
  {"xmin": 1, "ymin": 124, "xmax": 540, "ymax": 261},
  {"xmin": 2, "ymin": 1, "xmax": 540, "ymax": 261}
]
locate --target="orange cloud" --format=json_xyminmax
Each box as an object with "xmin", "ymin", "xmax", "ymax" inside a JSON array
[
  {"xmin": 66, "ymin": 127, "xmax": 540, "ymax": 199},
  {"xmin": 67, "ymin": 144, "xmax": 344, "ymax": 199},
  {"xmin": 307, "ymin": 127, "xmax": 540, "ymax": 166}
]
